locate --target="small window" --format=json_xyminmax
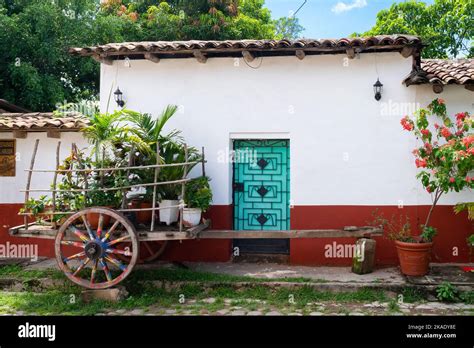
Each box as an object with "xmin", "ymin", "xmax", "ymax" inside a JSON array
[{"xmin": 0, "ymin": 140, "xmax": 16, "ymax": 176}]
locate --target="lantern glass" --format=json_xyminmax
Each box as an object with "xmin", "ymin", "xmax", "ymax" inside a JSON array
[
  {"xmin": 373, "ymin": 79, "xmax": 383, "ymax": 101},
  {"xmin": 114, "ymin": 88, "xmax": 124, "ymax": 107}
]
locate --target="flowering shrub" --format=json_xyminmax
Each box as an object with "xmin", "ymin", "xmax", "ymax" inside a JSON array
[{"xmin": 401, "ymin": 98, "xmax": 474, "ymax": 232}]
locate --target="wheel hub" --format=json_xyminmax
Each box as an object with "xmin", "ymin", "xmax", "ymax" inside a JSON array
[{"xmin": 84, "ymin": 241, "xmax": 103, "ymax": 260}]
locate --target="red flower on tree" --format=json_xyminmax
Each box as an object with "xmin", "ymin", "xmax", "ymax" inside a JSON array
[{"xmin": 401, "ymin": 99, "xmax": 473, "ymax": 230}]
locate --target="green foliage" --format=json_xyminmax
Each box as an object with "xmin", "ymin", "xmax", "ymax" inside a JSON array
[
  {"xmin": 370, "ymin": 210, "xmax": 416, "ymax": 243},
  {"xmin": 454, "ymin": 202, "xmax": 474, "ymax": 220},
  {"xmin": 274, "ymin": 16, "xmax": 304, "ymax": 39},
  {"xmin": 362, "ymin": 0, "xmax": 473, "ymax": 58},
  {"xmin": 185, "ymin": 176, "xmax": 213, "ymax": 211},
  {"xmin": 468, "ymin": 234, "xmax": 474, "ymax": 246},
  {"xmin": 0, "ymin": 0, "xmax": 303, "ymax": 110},
  {"xmin": 19, "ymin": 195, "xmax": 51, "ymax": 222},
  {"xmin": 436, "ymin": 282, "xmax": 458, "ymax": 302},
  {"xmin": 459, "ymin": 291, "xmax": 474, "ymax": 304},
  {"xmin": 420, "ymin": 226, "xmax": 437, "ymax": 243}
]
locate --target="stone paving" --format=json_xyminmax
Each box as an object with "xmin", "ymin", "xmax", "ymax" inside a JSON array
[{"xmin": 90, "ymin": 298, "xmax": 473, "ymax": 316}]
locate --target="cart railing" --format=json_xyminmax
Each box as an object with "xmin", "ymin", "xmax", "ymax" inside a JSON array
[{"xmin": 20, "ymin": 139, "xmax": 206, "ymax": 233}]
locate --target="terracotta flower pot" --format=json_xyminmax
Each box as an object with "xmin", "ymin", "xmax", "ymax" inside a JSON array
[
  {"xmin": 137, "ymin": 202, "xmax": 153, "ymax": 225},
  {"xmin": 86, "ymin": 207, "xmax": 112, "ymax": 229},
  {"xmin": 395, "ymin": 240, "xmax": 433, "ymax": 276}
]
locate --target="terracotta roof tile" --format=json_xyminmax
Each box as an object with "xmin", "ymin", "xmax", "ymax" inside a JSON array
[
  {"xmin": 405, "ymin": 59, "xmax": 474, "ymax": 86},
  {"xmin": 69, "ymin": 35, "xmax": 422, "ymax": 58},
  {"xmin": 0, "ymin": 112, "xmax": 89, "ymax": 131}
]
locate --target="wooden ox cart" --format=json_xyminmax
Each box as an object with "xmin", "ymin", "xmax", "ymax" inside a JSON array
[{"xmin": 9, "ymin": 139, "xmax": 382, "ymax": 289}]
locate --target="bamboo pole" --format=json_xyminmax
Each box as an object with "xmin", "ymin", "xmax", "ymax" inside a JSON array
[
  {"xmin": 179, "ymin": 145, "xmax": 188, "ymax": 233},
  {"xmin": 201, "ymin": 146, "xmax": 206, "ymax": 177},
  {"xmin": 122, "ymin": 147, "xmax": 134, "ymax": 210},
  {"xmin": 24, "ymin": 139, "xmax": 40, "ymax": 230},
  {"xmin": 24, "ymin": 161, "xmax": 199, "ymax": 173},
  {"xmin": 21, "ymin": 178, "xmax": 191, "ymax": 193},
  {"xmin": 150, "ymin": 142, "xmax": 160, "ymax": 232},
  {"xmin": 51, "ymin": 141, "xmax": 61, "ymax": 229},
  {"xmin": 18, "ymin": 204, "xmax": 184, "ymax": 216}
]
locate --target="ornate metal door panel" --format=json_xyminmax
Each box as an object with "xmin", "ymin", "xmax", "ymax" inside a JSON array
[{"xmin": 233, "ymin": 140, "xmax": 290, "ymax": 254}]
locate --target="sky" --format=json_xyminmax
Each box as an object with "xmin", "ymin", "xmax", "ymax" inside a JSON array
[{"xmin": 265, "ymin": 0, "xmax": 434, "ymax": 38}]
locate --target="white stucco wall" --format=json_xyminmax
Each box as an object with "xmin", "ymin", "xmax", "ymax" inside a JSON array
[
  {"xmin": 89, "ymin": 52, "xmax": 471, "ymax": 207},
  {"xmin": 0, "ymin": 132, "xmax": 88, "ymax": 203}
]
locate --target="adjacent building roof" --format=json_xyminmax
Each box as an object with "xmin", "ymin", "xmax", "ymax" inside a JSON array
[
  {"xmin": 404, "ymin": 59, "xmax": 474, "ymax": 87},
  {"xmin": 69, "ymin": 35, "xmax": 423, "ymax": 60},
  {"xmin": 0, "ymin": 99, "xmax": 31, "ymax": 113},
  {"xmin": 0, "ymin": 112, "xmax": 89, "ymax": 132}
]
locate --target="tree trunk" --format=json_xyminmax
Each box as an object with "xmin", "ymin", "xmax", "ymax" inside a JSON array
[{"xmin": 424, "ymin": 188, "xmax": 442, "ymax": 227}]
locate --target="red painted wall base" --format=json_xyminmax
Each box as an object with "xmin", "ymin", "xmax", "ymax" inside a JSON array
[{"xmin": 1, "ymin": 204, "xmax": 472, "ymax": 265}]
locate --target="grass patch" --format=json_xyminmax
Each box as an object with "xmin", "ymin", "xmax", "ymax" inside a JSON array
[
  {"xmin": 400, "ymin": 287, "xmax": 426, "ymax": 303},
  {"xmin": 0, "ymin": 264, "xmax": 64, "ymax": 279},
  {"xmin": 0, "ymin": 280, "xmax": 388, "ymax": 316}
]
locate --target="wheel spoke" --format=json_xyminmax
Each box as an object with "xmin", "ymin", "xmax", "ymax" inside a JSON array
[
  {"xmin": 101, "ymin": 220, "xmax": 120, "ymax": 243},
  {"xmin": 73, "ymin": 257, "xmax": 91, "ymax": 276},
  {"xmin": 144, "ymin": 242, "xmax": 154, "ymax": 256},
  {"xmin": 97, "ymin": 214, "xmax": 104, "ymax": 239},
  {"xmin": 63, "ymin": 251, "xmax": 85, "ymax": 263},
  {"xmin": 81, "ymin": 215, "xmax": 95, "ymax": 240},
  {"xmin": 69, "ymin": 226, "xmax": 89, "ymax": 243},
  {"xmin": 106, "ymin": 248, "xmax": 131, "ymax": 256},
  {"xmin": 99, "ymin": 258, "xmax": 113, "ymax": 282},
  {"xmin": 90, "ymin": 259, "xmax": 98, "ymax": 284},
  {"xmin": 61, "ymin": 240, "xmax": 85, "ymax": 248},
  {"xmin": 107, "ymin": 235, "xmax": 131, "ymax": 247},
  {"xmin": 105, "ymin": 255, "xmax": 127, "ymax": 271}
]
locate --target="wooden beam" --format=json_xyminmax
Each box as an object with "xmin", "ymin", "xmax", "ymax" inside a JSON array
[
  {"xmin": 46, "ymin": 129, "xmax": 60, "ymax": 139},
  {"xmin": 295, "ymin": 50, "xmax": 305, "ymax": 60},
  {"xmin": 12, "ymin": 130, "xmax": 27, "ymax": 138},
  {"xmin": 346, "ymin": 48, "xmax": 356, "ymax": 59},
  {"xmin": 144, "ymin": 52, "xmax": 160, "ymax": 63},
  {"xmin": 432, "ymin": 84, "xmax": 444, "ymax": 94},
  {"xmin": 199, "ymin": 228, "xmax": 383, "ymax": 239},
  {"xmin": 92, "ymin": 54, "xmax": 113, "ymax": 65},
  {"xmin": 465, "ymin": 84, "xmax": 474, "ymax": 92},
  {"xmin": 400, "ymin": 46, "xmax": 415, "ymax": 58},
  {"xmin": 193, "ymin": 50, "xmax": 207, "ymax": 63},
  {"xmin": 242, "ymin": 50, "xmax": 255, "ymax": 62}
]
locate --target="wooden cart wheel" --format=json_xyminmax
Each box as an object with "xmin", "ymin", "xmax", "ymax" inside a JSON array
[
  {"xmin": 116, "ymin": 241, "xmax": 168, "ymax": 264},
  {"xmin": 55, "ymin": 207, "xmax": 139, "ymax": 289}
]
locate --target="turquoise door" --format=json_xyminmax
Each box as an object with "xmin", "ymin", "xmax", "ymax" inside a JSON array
[{"xmin": 233, "ymin": 140, "xmax": 290, "ymax": 254}]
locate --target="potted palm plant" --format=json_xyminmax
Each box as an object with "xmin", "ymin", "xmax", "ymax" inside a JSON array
[
  {"xmin": 183, "ymin": 176, "xmax": 212, "ymax": 227},
  {"xmin": 122, "ymin": 106, "xmax": 200, "ymax": 226},
  {"xmin": 399, "ymin": 99, "xmax": 473, "ymax": 276}
]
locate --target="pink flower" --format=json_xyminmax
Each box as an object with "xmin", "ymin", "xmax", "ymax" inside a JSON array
[
  {"xmin": 421, "ymin": 129, "xmax": 431, "ymax": 137},
  {"xmin": 400, "ymin": 116, "xmax": 414, "ymax": 131},
  {"xmin": 437, "ymin": 98, "xmax": 445, "ymax": 105},
  {"xmin": 415, "ymin": 158, "xmax": 427, "ymax": 168},
  {"xmin": 462, "ymin": 135, "xmax": 474, "ymax": 148},
  {"xmin": 449, "ymin": 177, "xmax": 455, "ymax": 183},
  {"xmin": 456, "ymin": 112, "xmax": 466, "ymax": 121},
  {"xmin": 412, "ymin": 149, "xmax": 419, "ymax": 156},
  {"xmin": 466, "ymin": 176, "xmax": 472, "ymax": 183},
  {"xmin": 426, "ymin": 186, "xmax": 432, "ymax": 193},
  {"xmin": 424, "ymin": 143, "xmax": 432, "ymax": 154},
  {"xmin": 468, "ymin": 148, "xmax": 474, "ymax": 155},
  {"xmin": 441, "ymin": 156, "xmax": 446, "ymax": 161},
  {"xmin": 440, "ymin": 127, "xmax": 452, "ymax": 139},
  {"xmin": 434, "ymin": 123, "xmax": 440, "ymax": 130}
]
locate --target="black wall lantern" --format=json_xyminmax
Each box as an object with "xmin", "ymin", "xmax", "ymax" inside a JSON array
[
  {"xmin": 373, "ymin": 78, "xmax": 383, "ymax": 101},
  {"xmin": 114, "ymin": 87, "xmax": 125, "ymax": 108}
]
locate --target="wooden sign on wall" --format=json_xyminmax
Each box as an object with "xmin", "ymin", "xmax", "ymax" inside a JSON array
[{"xmin": 0, "ymin": 140, "xmax": 16, "ymax": 176}]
